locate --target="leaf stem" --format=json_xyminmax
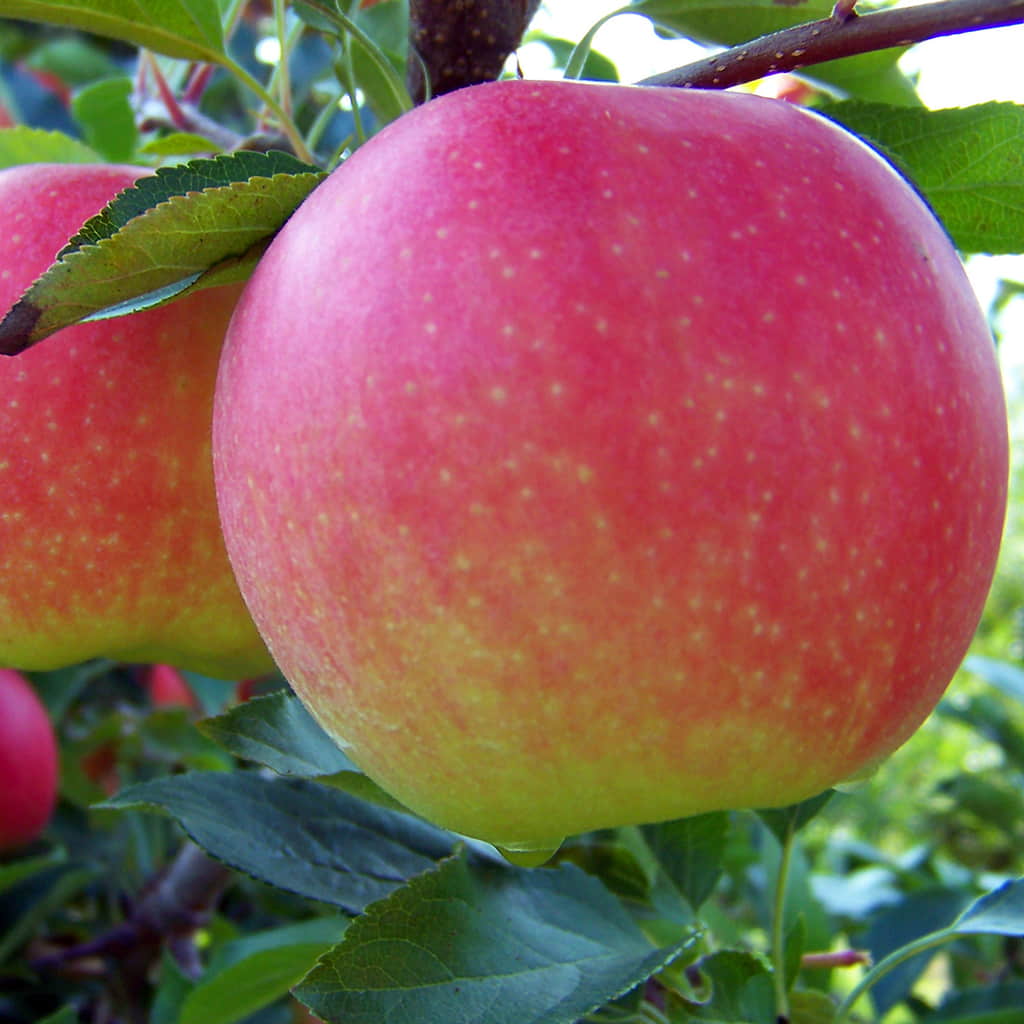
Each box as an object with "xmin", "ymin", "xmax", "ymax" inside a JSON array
[
  {"xmin": 223, "ymin": 55, "xmax": 314, "ymax": 163},
  {"xmin": 639, "ymin": 0, "xmax": 1024, "ymax": 91},
  {"xmin": 771, "ymin": 827, "xmax": 795, "ymax": 1021},
  {"xmin": 832, "ymin": 928, "xmax": 955, "ymax": 1024}
]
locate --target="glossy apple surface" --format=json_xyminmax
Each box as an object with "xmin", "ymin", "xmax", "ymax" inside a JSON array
[
  {"xmin": 0, "ymin": 668, "xmax": 58, "ymax": 849},
  {"xmin": 0, "ymin": 163, "xmax": 272, "ymax": 679},
  {"xmin": 213, "ymin": 81, "xmax": 1008, "ymax": 855}
]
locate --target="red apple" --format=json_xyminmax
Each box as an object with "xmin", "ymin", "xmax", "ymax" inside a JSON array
[
  {"xmin": 213, "ymin": 81, "xmax": 1007, "ymax": 857},
  {"xmin": 0, "ymin": 668, "xmax": 58, "ymax": 850},
  {"xmin": 0, "ymin": 163, "xmax": 273, "ymax": 679},
  {"xmin": 146, "ymin": 663, "xmax": 198, "ymax": 709}
]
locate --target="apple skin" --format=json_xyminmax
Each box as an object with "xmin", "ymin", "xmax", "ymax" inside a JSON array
[
  {"xmin": 213, "ymin": 81, "xmax": 1008, "ymax": 854},
  {"xmin": 0, "ymin": 668, "xmax": 58, "ymax": 850},
  {"xmin": 0, "ymin": 163, "xmax": 273, "ymax": 679}
]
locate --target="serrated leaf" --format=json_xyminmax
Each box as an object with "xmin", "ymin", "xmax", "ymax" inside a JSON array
[
  {"xmin": 820, "ymin": 101, "xmax": 1024, "ymax": 254},
  {"xmin": 0, "ymin": 151, "xmax": 327, "ymax": 353},
  {"xmin": 296, "ymin": 852, "xmax": 698, "ymax": 1024},
  {"xmin": 0, "ymin": 126, "xmax": 102, "ymax": 168},
  {"xmin": 631, "ymin": 0, "xmax": 918, "ymax": 104},
  {"xmin": 199, "ymin": 690, "xmax": 358, "ymax": 777},
  {"xmin": 103, "ymin": 772, "xmax": 456, "ymax": 913},
  {"xmin": 755, "ymin": 791, "xmax": 834, "ymax": 847},
  {"xmin": 1, "ymin": 0, "xmax": 228, "ymax": 63}
]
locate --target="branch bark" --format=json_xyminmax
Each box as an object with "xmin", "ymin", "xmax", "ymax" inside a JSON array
[
  {"xmin": 639, "ymin": 0, "xmax": 1024, "ymax": 91},
  {"xmin": 408, "ymin": 0, "xmax": 542, "ymax": 103}
]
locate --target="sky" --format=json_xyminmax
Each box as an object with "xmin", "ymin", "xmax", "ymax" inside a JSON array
[{"xmin": 523, "ymin": 2, "xmax": 1024, "ymax": 389}]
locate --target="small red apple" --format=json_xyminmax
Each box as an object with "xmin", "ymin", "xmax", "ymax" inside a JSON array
[
  {"xmin": 0, "ymin": 668, "xmax": 58, "ymax": 850},
  {"xmin": 146, "ymin": 663, "xmax": 198, "ymax": 709},
  {"xmin": 0, "ymin": 163, "xmax": 273, "ymax": 679},
  {"xmin": 213, "ymin": 81, "xmax": 1007, "ymax": 856}
]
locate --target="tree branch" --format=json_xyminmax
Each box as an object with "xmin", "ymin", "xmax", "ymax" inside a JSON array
[
  {"xmin": 639, "ymin": 0, "xmax": 1024, "ymax": 91},
  {"xmin": 408, "ymin": 0, "xmax": 542, "ymax": 103}
]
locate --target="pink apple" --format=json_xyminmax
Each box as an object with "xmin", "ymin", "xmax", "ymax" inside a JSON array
[
  {"xmin": 146, "ymin": 663, "xmax": 198, "ymax": 709},
  {"xmin": 0, "ymin": 668, "xmax": 58, "ymax": 850},
  {"xmin": 213, "ymin": 81, "xmax": 1007, "ymax": 856},
  {"xmin": 0, "ymin": 163, "xmax": 272, "ymax": 679}
]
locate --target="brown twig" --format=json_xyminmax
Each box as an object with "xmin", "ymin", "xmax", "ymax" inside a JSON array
[
  {"xmin": 639, "ymin": 0, "xmax": 1024, "ymax": 90},
  {"xmin": 408, "ymin": 0, "xmax": 543, "ymax": 103}
]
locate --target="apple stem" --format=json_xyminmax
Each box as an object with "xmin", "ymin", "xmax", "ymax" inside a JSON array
[{"xmin": 640, "ymin": 0, "xmax": 1024, "ymax": 91}]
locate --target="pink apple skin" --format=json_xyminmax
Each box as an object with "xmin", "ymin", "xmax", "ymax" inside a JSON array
[
  {"xmin": 0, "ymin": 668, "xmax": 58, "ymax": 850},
  {"xmin": 0, "ymin": 164, "xmax": 272, "ymax": 679},
  {"xmin": 213, "ymin": 81, "xmax": 1008, "ymax": 853}
]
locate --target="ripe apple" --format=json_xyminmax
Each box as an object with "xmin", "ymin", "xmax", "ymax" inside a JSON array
[
  {"xmin": 0, "ymin": 668, "xmax": 58, "ymax": 850},
  {"xmin": 0, "ymin": 163, "xmax": 273, "ymax": 679},
  {"xmin": 213, "ymin": 81, "xmax": 1008, "ymax": 857},
  {"xmin": 145, "ymin": 663, "xmax": 198, "ymax": 709}
]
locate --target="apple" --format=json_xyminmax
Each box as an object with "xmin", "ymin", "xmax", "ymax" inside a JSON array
[
  {"xmin": 145, "ymin": 663, "xmax": 198, "ymax": 709},
  {"xmin": 0, "ymin": 668, "xmax": 58, "ymax": 850},
  {"xmin": 213, "ymin": 81, "xmax": 1008, "ymax": 858},
  {"xmin": 0, "ymin": 163, "xmax": 273, "ymax": 679}
]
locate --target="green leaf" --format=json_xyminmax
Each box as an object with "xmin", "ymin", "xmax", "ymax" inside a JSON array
[
  {"xmin": 631, "ymin": 0, "xmax": 918, "ymax": 104},
  {"xmin": 151, "ymin": 950, "xmax": 196, "ymax": 1024},
  {"xmin": 295, "ymin": 852, "xmax": 698, "ymax": 1024},
  {"xmin": 1, "ymin": 0, "xmax": 228, "ymax": 63},
  {"xmin": 71, "ymin": 76, "xmax": 137, "ymax": 163},
  {"xmin": 103, "ymin": 772, "xmax": 456, "ymax": 913},
  {"xmin": 199, "ymin": 690, "xmax": 358, "ymax": 778},
  {"xmin": 140, "ymin": 132, "xmax": 225, "ymax": 156},
  {"xmin": 33, "ymin": 1008, "xmax": 79, "ymax": 1024},
  {"xmin": 788, "ymin": 989, "xmax": 838, "ymax": 1024},
  {"xmin": 755, "ymin": 791, "xmax": 834, "ymax": 847},
  {"xmin": 951, "ymin": 878, "xmax": 1024, "ymax": 936},
  {"xmin": 862, "ymin": 887, "xmax": 974, "ymax": 1015},
  {"xmin": 0, "ymin": 150, "xmax": 327, "ymax": 353},
  {"xmin": 681, "ymin": 950, "xmax": 776, "ymax": 1023},
  {"xmin": 181, "ymin": 919, "xmax": 349, "ymax": 1024},
  {"xmin": 200, "ymin": 690, "xmax": 412, "ymax": 814},
  {"xmin": 0, "ymin": 126, "xmax": 102, "ymax": 168},
  {"xmin": 820, "ymin": 101, "xmax": 1024, "ymax": 254},
  {"xmin": 641, "ymin": 813, "xmax": 728, "ymax": 914}
]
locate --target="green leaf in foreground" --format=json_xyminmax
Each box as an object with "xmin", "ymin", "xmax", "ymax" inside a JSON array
[
  {"xmin": 296, "ymin": 851, "xmax": 698, "ymax": 1024},
  {"xmin": 0, "ymin": 0, "xmax": 228, "ymax": 63},
  {"xmin": 0, "ymin": 150, "xmax": 327, "ymax": 354},
  {"xmin": 821, "ymin": 101, "xmax": 1024, "ymax": 254},
  {"xmin": 103, "ymin": 772, "xmax": 456, "ymax": 913},
  {"xmin": 200, "ymin": 690, "xmax": 357, "ymax": 777},
  {"xmin": 199, "ymin": 690, "xmax": 413, "ymax": 813}
]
